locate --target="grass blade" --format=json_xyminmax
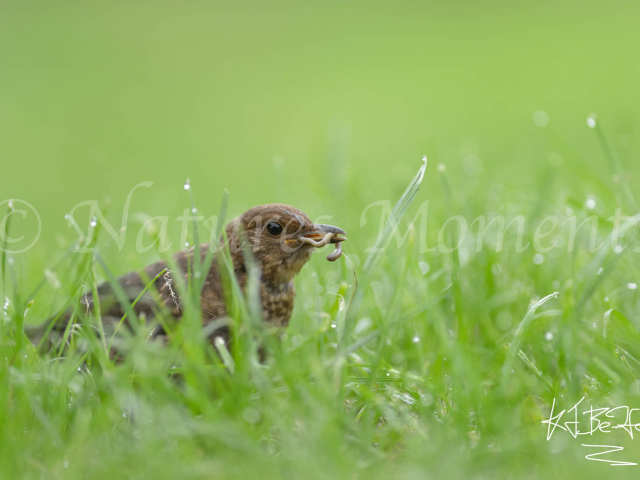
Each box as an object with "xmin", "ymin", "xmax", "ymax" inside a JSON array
[
  {"xmin": 196, "ymin": 190, "xmax": 229, "ymax": 296},
  {"xmin": 346, "ymin": 156, "xmax": 427, "ymax": 324},
  {"xmin": 107, "ymin": 267, "xmax": 167, "ymax": 354},
  {"xmin": 438, "ymin": 164, "xmax": 465, "ymax": 342},
  {"xmin": 501, "ymin": 291, "xmax": 559, "ymax": 388}
]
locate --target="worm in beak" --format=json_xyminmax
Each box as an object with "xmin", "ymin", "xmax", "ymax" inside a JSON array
[{"xmin": 299, "ymin": 224, "xmax": 347, "ymax": 261}]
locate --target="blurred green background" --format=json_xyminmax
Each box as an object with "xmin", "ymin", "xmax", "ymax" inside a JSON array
[
  {"xmin": 4, "ymin": 2, "xmax": 640, "ymax": 479},
  {"xmin": 2, "ymin": 0, "xmax": 640, "ymax": 270}
]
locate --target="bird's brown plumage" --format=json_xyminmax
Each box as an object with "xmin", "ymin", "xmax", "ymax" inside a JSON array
[{"xmin": 37, "ymin": 204, "xmax": 346, "ymax": 350}]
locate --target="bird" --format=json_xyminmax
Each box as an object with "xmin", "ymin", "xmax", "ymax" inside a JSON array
[{"xmin": 34, "ymin": 203, "xmax": 347, "ymax": 352}]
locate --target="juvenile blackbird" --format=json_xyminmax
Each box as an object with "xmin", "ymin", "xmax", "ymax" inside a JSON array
[{"xmin": 38, "ymin": 203, "xmax": 346, "ymax": 349}]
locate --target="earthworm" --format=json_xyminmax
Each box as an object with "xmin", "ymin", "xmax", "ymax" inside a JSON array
[
  {"xmin": 299, "ymin": 232, "xmax": 335, "ymax": 248},
  {"xmin": 326, "ymin": 242, "xmax": 343, "ymax": 262},
  {"xmin": 298, "ymin": 232, "xmax": 344, "ymax": 261}
]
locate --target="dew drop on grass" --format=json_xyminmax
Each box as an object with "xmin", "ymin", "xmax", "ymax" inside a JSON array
[
  {"xmin": 628, "ymin": 283, "xmax": 638, "ymax": 290},
  {"xmin": 552, "ymin": 280, "xmax": 560, "ymax": 289},
  {"xmin": 585, "ymin": 197, "xmax": 596, "ymax": 209},
  {"xmin": 614, "ymin": 245, "xmax": 623, "ymax": 254},
  {"xmin": 545, "ymin": 332, "xmax": 553, "ymax": 341},
  {"xmin": 183, "ymin": 180, "xmax": 190, "ymax": 190},
  {"xmin": 185, "ymin": 242, "xmax": 189, "ymax": 248},
  {"xmin": 587, "ymin": 116, "xmax": 597, "ymax": 128},
  {"xmin": 565, "ymin": 208, "xmax": 573, "ymax": 216},
  {"xmin": 242, "ymin": 407, "xmax": 261, "ymax": 424},
  {"xmin": 273, "ymin": 155, "xmax": 286, "ymax": 168},
  {"xmin": 597, "ymin": 268, "xmax": 603, "ymax": 275},
  {"xmin": 463, "ymin": 155, "xmax": 483, "ymax": 176},
  {"xmin": 604, "ymin": 297, "xmax": 609, "ymax": 302},
  {"xmin": 90, "ymin": 216, "xmax": 97, "ymax": 227},
  {"xmin": 533, "ymin": 254, "xmax": 544, "ymax": 265},
  {"xmin": 533, "ymin": 111, "xmax": 549, "ymax": 128},
  {"xmin": 191, "ymin": 207, "xmax": 197, "ymax": 214},
  {"xmin": 412, "ymin": 336, "xmax": 420, "ymax": 343},
  {"xmin": 330, "ymin": 323, "xmax": 336, "ymax": 329},
  {"xmin": 418, "ymin": 261, "xmax": 430, "ymax": 275}
]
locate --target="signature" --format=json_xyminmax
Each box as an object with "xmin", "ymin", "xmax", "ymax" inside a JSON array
[{"xmin": 541, "ymin": 397, "xmax": 640, "ymax": 466}]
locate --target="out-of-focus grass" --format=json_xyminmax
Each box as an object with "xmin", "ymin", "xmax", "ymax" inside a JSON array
[
  {"xmin": 4, "ymin": 128, "xmax": 640, "ymax": 478},
  {"xmin": 3, "ymin": 1, "xmax": 640, "ymax": 478}
]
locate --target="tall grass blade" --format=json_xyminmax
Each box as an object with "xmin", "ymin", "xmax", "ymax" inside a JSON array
[
  {"xmin": 438, "ymin": 164, "xmax": 465, "ymax": 341},
  {"xmin": 346, "ymin": 156, "xmax": 427, "ymax": 325},
  {"xmin": 196, "ymin": 190, "xmax": 229, "ymax": 296},
  {"xmin": 501, "ymin": 291, "xmax": 559, "ymax": 388}
]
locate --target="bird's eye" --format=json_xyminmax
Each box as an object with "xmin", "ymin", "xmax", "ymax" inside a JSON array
[{"xmin": 266, "ymin": 222, "xmax": 284, "ymax": 236}]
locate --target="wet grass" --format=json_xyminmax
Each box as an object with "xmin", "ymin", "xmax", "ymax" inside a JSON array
[{"xmin": 3, "ymin": 117, "xmax": 640, "ymax": 479}]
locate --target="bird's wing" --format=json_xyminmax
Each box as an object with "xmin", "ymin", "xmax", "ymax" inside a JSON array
[
  {"xmin": 30, "ymin": 243, "xmax": 236, "ymax": 350},
  {"xmin": 95, "ymin": 258, "xmax": 178, "ymax": 319}
]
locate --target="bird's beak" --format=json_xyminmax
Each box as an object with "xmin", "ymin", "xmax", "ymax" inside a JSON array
[{"xmin": 300, "ymin": 224, "xmax": 347, "ymax": 246}]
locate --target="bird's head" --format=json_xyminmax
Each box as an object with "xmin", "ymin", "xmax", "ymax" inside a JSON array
[{"xmin": 226, "ymin": 203, "xmax": 347, "ymax": 285}]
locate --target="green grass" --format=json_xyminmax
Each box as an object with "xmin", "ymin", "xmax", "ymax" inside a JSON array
[
  {"xmin": 4, "ymin": 125, "xmax": 640, "ymax": 479},
  {"xmin": 4, "ymin": 1, "xmax": 640, "ymax": 478}
]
